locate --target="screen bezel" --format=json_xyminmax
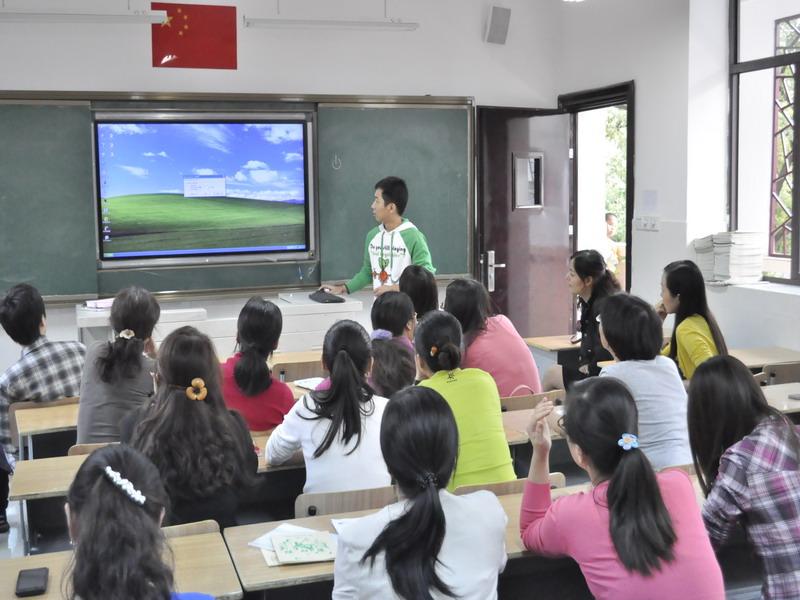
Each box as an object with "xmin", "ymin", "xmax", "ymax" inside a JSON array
[{"xmin": 93, "ymin": 112, "xmax": 316, "ymax": 269}]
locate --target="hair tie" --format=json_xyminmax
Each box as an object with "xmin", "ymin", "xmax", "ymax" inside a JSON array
[
  {"xmin": 370, "ymin": 329, "xmax": 393, "ymax": 341},
  {"xmin": 185, "ymin": 377, "xmax": 208, "ymax": 401},
  {"xmin": 429, "ymin": 345, "xmax": 438, "ymax": 357},
  {"xmin": 617, "ymin": 433, "xmax": 639, "ymax": 451},
  {"xmin": 118, "ymin": 329, "xmax": 136, "ymax": 340},
  {"xmin": 103, "ymin": 465, "xmax": 146, "ymax": 506},
  {"xmin": 416, "ymin": 472, "xmax": 438, "ymax": 489}
]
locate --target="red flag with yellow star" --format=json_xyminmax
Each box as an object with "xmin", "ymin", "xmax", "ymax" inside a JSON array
[{"xmin": 151, "ymin": 2, "xmax": 237, "ymax": 69}]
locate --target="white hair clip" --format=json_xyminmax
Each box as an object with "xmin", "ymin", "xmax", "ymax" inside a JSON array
[
  {"xmin": 118, "ymin": 329, "xmax": 136, "ymax": 340},
  {"xmin": 103, "ymin": 465, "xmax": 146, "ymax": 506}
]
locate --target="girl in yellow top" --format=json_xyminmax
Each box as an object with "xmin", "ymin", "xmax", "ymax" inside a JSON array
[
  {"xmin": 656, "ymin": 260, "xmax": 728, "ymax": 379},
  {"xmin": 415, "ymin": 311, "xmax": 516, "ymax": 491}
]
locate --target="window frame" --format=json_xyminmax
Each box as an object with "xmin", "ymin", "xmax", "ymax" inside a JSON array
[{"xmin": 730, "ymin": 0, "xmax": 800, "ymax": 285}]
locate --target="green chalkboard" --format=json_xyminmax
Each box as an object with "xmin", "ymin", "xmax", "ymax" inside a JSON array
[
  {"xmin": 0, "ymin": 102, "xmax": 470, "ymax": 297},
  {"xmin": 317, "ymin": 107, "xmax": 470, "ymax": 281},
  {"xmin": 0, "ymin": 104, "xmax": 97, "ymax": 296}
]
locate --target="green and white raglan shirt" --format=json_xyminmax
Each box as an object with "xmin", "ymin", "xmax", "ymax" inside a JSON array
[{"xmin": 345, "ymin": 219, "xmax": 435, "ymax": 293}]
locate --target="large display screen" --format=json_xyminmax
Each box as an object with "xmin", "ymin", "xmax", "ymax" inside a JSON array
[{"xmin": 95, "ymin": 119, "xmax": 310, "ymax": 262}]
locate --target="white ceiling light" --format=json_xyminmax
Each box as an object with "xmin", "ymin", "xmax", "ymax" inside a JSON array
[
  {"xmin": 0, "ymin": 9, "xmax": 167, "ymax": 24},
  {"xmin": 242, "ymin": 16, "xmax": 418, "ymax": 31}
]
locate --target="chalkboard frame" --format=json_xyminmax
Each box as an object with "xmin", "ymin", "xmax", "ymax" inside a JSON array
[{"xmin": 0, "ymin": 92, "xmax": 475, "ymax": 299}]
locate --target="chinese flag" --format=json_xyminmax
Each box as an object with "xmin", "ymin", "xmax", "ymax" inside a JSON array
[{"xmin": 151, "ymin": 2, "xmax": 237, "ymax": 70}]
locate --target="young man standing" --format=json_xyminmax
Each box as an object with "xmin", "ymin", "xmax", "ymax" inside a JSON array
[
  {"xmin": 0, "ymin": 284, "xmax": 85, "ymax": 531},
  {"xmin": 327, "ymin": 177, "xmax": 435, "ymax": 297}
]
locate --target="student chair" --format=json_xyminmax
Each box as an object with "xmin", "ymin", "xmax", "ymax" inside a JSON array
[
  {"xmin": 294, "ymin": 485, "xmax": 398, "ymax": 518},
  {"xmin": 763, "ymin": 361, "xmax": 800, "ymax": 385},
  {"xmin": 500, "ymin": 389, "xmax": 566, "ymax": 412},
  {"xmin": 163, "ymin": 519, "xmax": 219, "ymax": 539},
  {"xmin": 68, "ymin": 442, "xmax": 116, "ymax": 456},
  {"xmin": 453, "ymin": 473, "xmax": 566, "ymax": 496}
]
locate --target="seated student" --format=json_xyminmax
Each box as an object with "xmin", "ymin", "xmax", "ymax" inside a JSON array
[
  {"xmin": 325, "ymin": 177, "xmax": 436, "ymax": 297},
  {"xmin": 369, "ymin": 291, "xmax": 416, "ymax": 397},
  {"xmin": 267, "ymin": 320, "xmax": 391, "ymax": 493},
  {"xmin": 598, "ymin": 293, "xmax": 692, "ymax": 469},
  {"xmin": 399, "ymin": 264, "xmax": 438, "ymax": 321},
  {"xmin": 333, "ymin": 386, "xmax": 507, "ymax": 599},
  {"xmin": 542, "ymin": 250, "xmax": 621, "ymax": 391},
  {"xmin": 415, "ymin": 311, "xmax": 515, "ymax": 490},
  {"xmin": 444, "ymin": 278, "xmax": 541, "ymax": 397},
  {"xmin": 688, "ymin": 356, "xmax": 800, "ymax": 598},
  {"xmin": 656, "ymin": 259, "xmax": 727, "ymax": 379},
  {"xmin": 221, "ymin": 297, "xmax": 295, "ymax": 432},
  {"xmin": 0, "ymin": 283, "xmax": 85, "ymax": 532},
  {"xmin": 129, "ymin": 326, "xmax": 257, "ymax": 527},
  {"xmin": 65, "ymin": 444, "xmax": 213, "ymax": 600},
  {"xmin": 77, "ymin": 286, "xmax": 160, "ymax": 444},
  {"xmin": 520, "ymin": 378, "xmax": 724, "ymax": 599}
]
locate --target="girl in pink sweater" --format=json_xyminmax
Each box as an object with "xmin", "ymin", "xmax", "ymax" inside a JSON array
[{"xmin": 520, "ymin": 377, "xmax": 724, "ymax": 599}]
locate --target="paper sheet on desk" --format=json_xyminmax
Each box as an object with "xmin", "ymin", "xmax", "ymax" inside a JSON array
[
  {"xmin": 293, "ymin": 377, "xmax": 325, "ymax": 390},
  {"xmin": 250, "ymin": 524, "xmax": 338, "ymax": 566}
]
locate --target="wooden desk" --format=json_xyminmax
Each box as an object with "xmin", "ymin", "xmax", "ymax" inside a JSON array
[
  {"xmin": 224, "ymin": 473, "xmax": 703, "ymax": 593},
  {"xmin": 730, "ymin": 346, "xmax": 800, "ymax": 371},
  {"xmin": 9, "ymin": 454, "xmax": 87, "ymax": 502},
  {"xmin": 763, "ymin": 382, "xmax": 800, "ymax": 414},
  {"xmin": 15, "ymin": 403, "xmax": 79, "ymax": 439},
  {"xmin": 0, "ymin": 531, "xmax": 242, "ymax": 599},
  {"xmin": 525, "ymin": 335, "xmax": 578, "ymax": 353}
]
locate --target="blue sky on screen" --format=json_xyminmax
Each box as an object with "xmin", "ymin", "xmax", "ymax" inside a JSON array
[{"xmin": 96, "ymin": 122, "xmax": 306, "ymax": 202}]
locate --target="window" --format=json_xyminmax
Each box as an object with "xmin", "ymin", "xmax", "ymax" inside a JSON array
[{"xmin": 732, "ymin": 1, "xmax": 800, "ymax": 283}]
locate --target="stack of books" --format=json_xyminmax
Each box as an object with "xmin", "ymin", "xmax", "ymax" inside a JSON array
[
  {"xmin": 711, "ymin": 231, "xmax": 763, "ymax": 284},
  {"xmin": 692, "ymin": 235, "xmax": 715, "ymax": 281}
]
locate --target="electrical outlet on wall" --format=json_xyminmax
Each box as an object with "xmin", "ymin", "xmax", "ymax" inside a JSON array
[{"xmin": 634, "ymin": 216, "xmax": 660, "ymax": 232}]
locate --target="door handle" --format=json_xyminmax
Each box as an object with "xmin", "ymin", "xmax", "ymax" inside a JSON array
[{"xmin": 486, "ymin": 250, "xmax": 504, "ymax": 292}]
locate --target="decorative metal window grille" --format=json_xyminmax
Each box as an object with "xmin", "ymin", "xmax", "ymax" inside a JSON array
[{"xmin": 770, "ymin": 15, "xmax": 800, "ymax": 257}]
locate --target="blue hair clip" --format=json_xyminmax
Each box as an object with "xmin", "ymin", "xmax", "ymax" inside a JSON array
[{"xmin": 617, "ymin": 433, "xmax": 639, "ymax": 451}]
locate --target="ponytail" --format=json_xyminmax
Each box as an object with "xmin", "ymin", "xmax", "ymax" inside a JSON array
[
  {"xmin": 97, "ymin": 286, "xmax": 160, "ymax": 383},
  {"xmin": 607, "ymin": 448, "xmax": 676, "ymax": 575},
  {"xmin": 307, "ymin": 320, "xmax": 373, "ymax": 458},
  {"xmin": 362, "ymin": 480, "xmax": 454, "ymax": 600},
  {"xmin": 563, "ymin": 377, "xmax": 676, "ymax": 576},
  {"xmin": 66, "ymin": 445, "xmax": 172, "ymax": 600},
  {"xmin": 233, "ymin": 297, "xmax": 283, "ymax": 396},
  {"xmin": 233, "ymin": 344, "xmax": 272, "ymax": 396},
  {"xmin": 415, "ymin": 311, "xmax": 463, "ymax": 373},
  {"xmin": 362, "ymin": 386, "xmax": 458, "ymax": 599}
]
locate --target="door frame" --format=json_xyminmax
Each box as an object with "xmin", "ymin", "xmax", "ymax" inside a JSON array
[{"xmin": 558, "ymin": 81, "xmax": 636, "ymax": 290}]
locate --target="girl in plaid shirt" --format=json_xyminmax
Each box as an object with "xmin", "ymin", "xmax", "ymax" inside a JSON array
[{"xmin": 689, "ymin": 356, "xmax": 800, "ymax": 599}]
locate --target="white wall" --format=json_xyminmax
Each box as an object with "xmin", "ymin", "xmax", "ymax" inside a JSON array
[
  {"xmin": 555, "ymin": 0, "xmax": 692, "ymax": 303},
  {"xmin": 0, "ymin": 0, "xmax": 561, "ymax": 107}
]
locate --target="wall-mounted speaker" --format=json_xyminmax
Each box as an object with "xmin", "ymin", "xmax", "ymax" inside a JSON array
[{"xmin": 485, "ymin": 6, "xmax": 511, "ymax": 45}]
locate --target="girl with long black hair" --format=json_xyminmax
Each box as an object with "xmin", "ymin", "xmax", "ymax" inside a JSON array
[
  {"xmin": 415, "ymin": 311, "xmax": 515, "ymax": 490},
  {"xmin": 333, "ymin": 386, "xmax": 507, "ymax": 599},
  {"xmin": 688, "ymin": 356, "xmax": 800, "ymax": 598},
  {"xmin": 129, "ymin": 326, "xmax": 257, "ymax": 527},
  {"xmin": 221, "ymin": 297, "xmax": 295, "ymax": 431},
  {"xmin": 542, "ymin": 250, "xmax": 621, "ymax": 390},
  {"xmin": 520, "ymin": 377, "xmax": 724, "ymax": 598},
  {"xmin": 77, "ymin": 286, "xmax": 160, "ymax": 443},
  {"xmin": 267, "ymin": 320, "xmax": 391, "ymax": 493},
  {"xmin": 65, "ymin": 444, "xmax": 212, "ymax": 600},
  {"xmin": 657, "ymin": 259, "xmax": 727, "ymax": 379}
]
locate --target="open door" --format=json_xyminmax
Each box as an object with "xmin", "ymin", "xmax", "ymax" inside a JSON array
[{"xmin": 477, "ymin": 108, "xmax": 573, "ymax": 337}]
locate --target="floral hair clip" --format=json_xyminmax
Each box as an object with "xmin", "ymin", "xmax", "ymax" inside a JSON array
[
  {"xmin": 118, "ymin": 329, "xmax": 136, "ymax": 340},
  {"xmin": 430, "ymin": 345, "xmax": 438, "ymax": 357},
  {"xmin": 104, "ymin": 465, "xmax": 146, "ymax": 506},
  {"xmin": 186, "ymin": 377, "xmax": 208, "ymax": 401},
  {"xmin": 617, "ymin": 433, "xmax": 639, "ymax": 451}
]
